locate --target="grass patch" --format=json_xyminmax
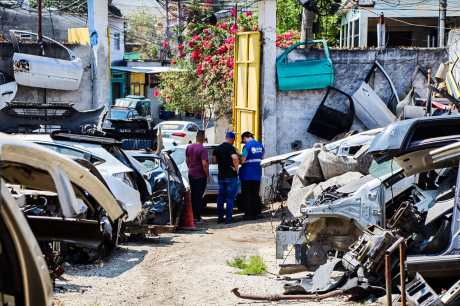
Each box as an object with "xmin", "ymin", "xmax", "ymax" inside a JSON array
[{"xmin": 226, "ymin": 255, "xmax": 267, "ymax": 275}]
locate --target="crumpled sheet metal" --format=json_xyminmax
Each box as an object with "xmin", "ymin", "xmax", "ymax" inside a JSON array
[
  {"xmin": 318, "ymin": 149, "xmax": 372, "ymax": 180},
  {"xmin": 287, "ymin": 171, "xmax": 364, "ymax": 217},
  {"xmin": 284, "ymin": 258, "xmax": 346, "ymax": 294},
  {"xmin": 295, "ymin": 147, "xmax": 323, "ymax": 185}
]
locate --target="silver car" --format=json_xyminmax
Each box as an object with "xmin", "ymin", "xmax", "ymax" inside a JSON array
[{"xmin": 168, "ymin": 144, "xmax": 242, "ymax": 208}]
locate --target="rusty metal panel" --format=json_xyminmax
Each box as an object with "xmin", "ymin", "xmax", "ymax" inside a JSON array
[{"xmin": 233, "ymin": 31, "xmax": 261, "ymax": 150}]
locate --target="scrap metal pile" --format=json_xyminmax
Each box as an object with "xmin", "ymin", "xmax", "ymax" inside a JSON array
[
  {"xmin": 0, "ymin": 104, "xmax": 187, "ymax": 306},
  {"xmin": 265, "ymin": 64, "xmax": 460, "ymax": 305}
]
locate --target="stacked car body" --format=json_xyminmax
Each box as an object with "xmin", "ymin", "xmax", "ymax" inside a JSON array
[{"xmin": 0, "ymin": 132, "xmax": 186, "ymax": 304}]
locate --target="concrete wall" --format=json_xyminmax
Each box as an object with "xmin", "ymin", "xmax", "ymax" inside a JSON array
[
  {"xmin": 0, "ymin": 43, "xmax": 94, "ymax": 110},
  {"xmin": 272, "ymin": 48, "xmax": 448, "ymax": 155},
  {"xmin": 0, "ymin": 7, "xmax": 125, "ymax": 63}
]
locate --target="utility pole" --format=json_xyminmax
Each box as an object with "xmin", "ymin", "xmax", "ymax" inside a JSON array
[
  {"xmin": 178, "ymin": 0, "xmax": 182, "ymax": 45},
  {"xmin": 377, "ymin": 12, "xmax": 385, "ymax": 49},
  {"xmin": 37, "ymin": 0, "xmax": 46, "ymax": 106},
  {"xmin": 439, "ymin": 0, "xmax": 447, "ymax": 47},
  {"xmin": 37, "ymin": 0, "xmax": 43, "ymax": 45}
]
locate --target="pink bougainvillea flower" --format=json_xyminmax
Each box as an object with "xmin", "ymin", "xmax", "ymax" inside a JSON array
[
  {"xmin": 203, "ymin": 28, "xmax": 210, "ymax": 35},
  {"xmin": 178, "ymin": 43, "xmax": 184, "ymax": 50},
  {"xmin": 230, "ymin": 23, "xmax": 238, "ymax": 34},
  {"xmin": 284, "ymin": 33, "xmax": 293, "ymax": 40},
  {"xmin": 153, "ymin": 88, "xmax": 160, "ymax": 97},
  {"xmin": 191, "ymin": 50, "xmax": 201, "ymax": 61},
  {"xmin": 188, "ymin": 40, "xmax": 195, "ymax": 48},
  {"xmin": 192, "ymin": 35, "xmax": 200, "ymax": 41},
  {"xmin": 226, "ymin": 57, "xmax": 234, "ymax": 69},
  {"xmin": 219, "ymin": 22, "xmax": 228, "ymax": 30},
  {"xmin": 197, "ymin": 64, "xmax": 203, "ymax": 76},
  {"xmin": 245, "ymin": 11, "xmax": 253, "ymax": 17},
  {"xmin": 203, "ymin": 41, "xmax": 212, "ymax": 49},
  {"xmin": 230, "ymin": 7, "xmax": 237, "ymax": 17},
  {"xmin": 162, "ymin": 40, "xmax": 169, "ymax": 48},
  {"xmin": 224, "ymin": 37, "xmax": 235, "ymax": 44},
  {"xmin": 228, "ymin": 70, "xmax": 234, "ymax": 78},
  {"xmin": 204, "ymin": 55, "xmax": 212, "ymax": 63},
  {"xmin": 217, "ymin": 45, "xmax": 228, "ymax": 54}
]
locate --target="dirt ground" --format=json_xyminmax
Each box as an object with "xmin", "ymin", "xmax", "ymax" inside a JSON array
[{"xmin": 54, "ymin": 206, "xmax": 353, "ymax": 306}]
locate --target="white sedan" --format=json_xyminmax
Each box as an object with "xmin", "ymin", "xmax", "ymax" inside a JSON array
[{"xmin": 154, "ymin": 121, "xmax": 201, "ymax": 145}]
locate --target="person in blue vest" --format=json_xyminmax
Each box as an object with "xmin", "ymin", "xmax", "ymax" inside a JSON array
[{"xmin": 239, "ymin": 131, "xmax": 264, "ymax": 220}]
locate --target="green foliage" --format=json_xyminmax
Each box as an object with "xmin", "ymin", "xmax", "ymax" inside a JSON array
[
  {"xmin": 126, "ymin": 11, "xmax": 163, "ymax": 60},
  {"xmin": 317, "ymin": 14, "xmax": 340, "ymax": 45},
  {"xmin": 29, "ymin": 0, "xmax": 87, "ymax": 13},
  {"xmin": 160, "ymin": 7, "xmax": 257, "ymax": 128},
  {"xmin": 276, "ymin": 0, "xmax": 302, "ymax": 34},
  {"xmin": 227, "ymin": 256, "xmax": 267, "ymax": 276},
  {"xmin": 159, "ymin": 60, "xmax": 201, "ymax": 115}
]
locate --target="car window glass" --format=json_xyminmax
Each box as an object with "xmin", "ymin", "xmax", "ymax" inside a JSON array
[
  {"xmin": 40, "ymin": 143, "xmax": 87, "ymax": 160},
  {"xmin": 188, "ymin": 125, "xmax": 199, "ymax": 132},
  {"xmin": 170, "ymin": 148, "xmax": 186, "ymax": 166},
  {"xmin": 369, "ymin": 160, "xmax": 401, "ymax": 178},
  {"xmin": 133, "ymin": 156, "xmax": 161, "ymax": 172}
]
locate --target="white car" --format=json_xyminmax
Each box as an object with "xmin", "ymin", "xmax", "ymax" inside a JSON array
[
  {"xmin": 154, "ymin": 121, "xmax": 201, "ymax": 145},
  {"xmin": 16, "ymin": 134, "xmax": 143, "ymax": 222}
]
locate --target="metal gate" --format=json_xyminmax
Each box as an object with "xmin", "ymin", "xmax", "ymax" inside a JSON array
[{"xmin": 232, "ymin": 31, "xmax": 261, "ymax": 150}]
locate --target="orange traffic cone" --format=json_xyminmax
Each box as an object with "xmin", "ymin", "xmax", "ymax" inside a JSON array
[{"xmin": 179, "ymin": 190, "xmax": 196, "ymax": 230}]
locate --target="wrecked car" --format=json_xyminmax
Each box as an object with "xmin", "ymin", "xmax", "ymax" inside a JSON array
[
  {"xmin": 0, "ymin": 135, "xmax": 125, "ymax": 277},
  {"xmin": 10, "ymin": 30, "xmax": 83, "ymax": 91},
  {"xmin": 17, "ymin": 133, "xmax": 142, "ymax": 222},
  {"xmin": 126, "ymin": 149, "xmax": 186, "ymax": 226},
  {"xmin": 276, "ymin": 116, "xmax": 460, "ymax": 304},
  {"xmin": 0, "ymin": 180, "xmax": 52, "ymax": 306}
]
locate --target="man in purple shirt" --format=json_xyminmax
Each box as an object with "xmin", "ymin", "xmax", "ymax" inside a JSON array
[{"xmin": 186, "ymin": 130, "xmax": 209, "ymax": 222}]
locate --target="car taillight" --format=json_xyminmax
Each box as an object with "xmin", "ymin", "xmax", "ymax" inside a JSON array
[{"xmin": 172, "ymin": 132, "xmax": 186, "ymax": 137}]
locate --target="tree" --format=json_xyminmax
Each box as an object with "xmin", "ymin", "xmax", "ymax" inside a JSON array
[
  {"xmin": 125, "ymin": 11, "xmax": 164, "ymax": 60},
  {"xmin": 276, "ymin": 0, "xmax": 302, "ymax": 34},
  {"xmin": 160, "ymin": 9, "xmax": 257, "ymax": 129}
]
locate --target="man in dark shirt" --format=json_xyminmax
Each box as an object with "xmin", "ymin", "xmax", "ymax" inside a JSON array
[
  {"xmin": 185, "ymin": 130, "xmax": 209, "ymax": 222},
  {"xmin": 213, "ymin": 132, "xmax": 239, "ymax": 224}
]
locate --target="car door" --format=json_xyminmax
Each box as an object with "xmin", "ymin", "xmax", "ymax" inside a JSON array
[{"xmin": 352, "ymin": 61, "xmax": 399, "ymax": 129}]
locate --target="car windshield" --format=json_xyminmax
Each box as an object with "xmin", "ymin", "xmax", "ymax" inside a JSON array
[
  {"xmin": 369, "ymin": 160, "xmax": 401, "ymax": 179},
  {"xmin": 111, "ymin": 109, "xmax": 136, "ymax": 120},
  {"xmin": 134, "ymin": 156, "xmax": 161, "ymax": 172},
  {"xmin": 158, "ymin": 123, "xmax": 184, "ymax": 131},
  {"xmin": 170, "ymin": 148, "xmax": 186, "ymax": 165}
]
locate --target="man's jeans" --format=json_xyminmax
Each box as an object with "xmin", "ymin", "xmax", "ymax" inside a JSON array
[
  {"xmin": 188, "ymin": 176, "xmax": 207, "ymax": 220},
  {"xmin": 217, "ymin": 178, "xmax": 238, "ymax": 223}
]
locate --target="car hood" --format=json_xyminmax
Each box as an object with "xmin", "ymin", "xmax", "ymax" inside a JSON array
[
  {"xmin": 261, "ymin": 150, "xmax": 306, "ymax": 168},
  {"xmin": 368, "ymin": 115, "xmax": 460, "ymax": 163}
]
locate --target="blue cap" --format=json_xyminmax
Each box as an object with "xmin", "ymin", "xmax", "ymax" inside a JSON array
[{"xmin": 226, "ymin": 131, "xmax": 236, "ymax": 139}]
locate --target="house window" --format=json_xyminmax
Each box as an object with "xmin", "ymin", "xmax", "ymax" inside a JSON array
[
  {"xmin": 113, "ymin": 33, "xmax": 121, "ymax": 50},
  {"xmin": 353, "ymin": 19, "xmax": 359, "ymax": 47}
]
